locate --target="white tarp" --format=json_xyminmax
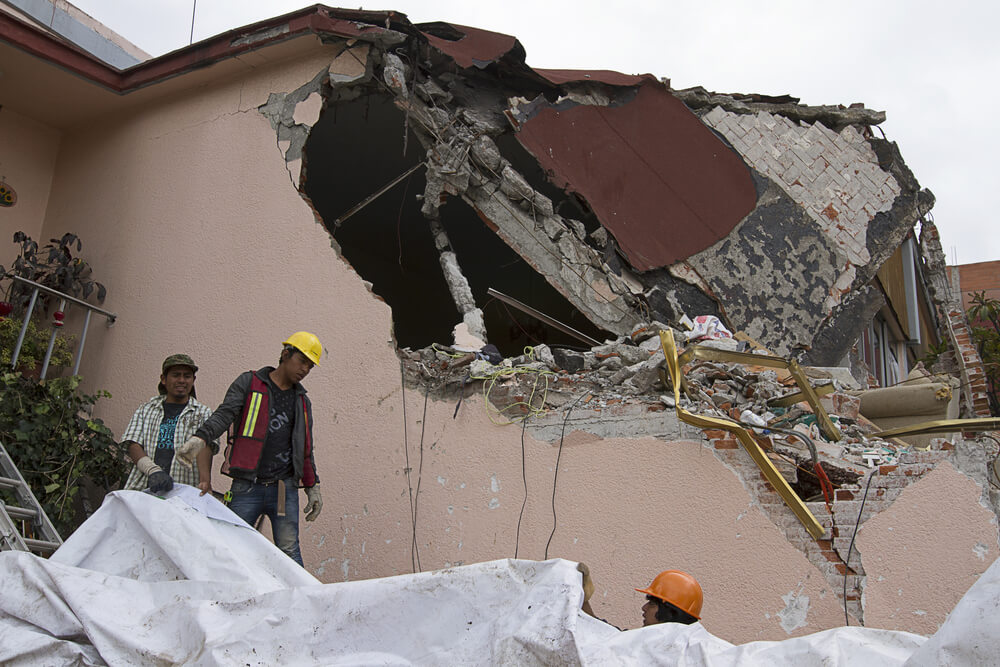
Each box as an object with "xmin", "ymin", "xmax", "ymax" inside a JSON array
[{"xmin": 1, "ymin": 488, "xmax": 998, "ymax": 665}]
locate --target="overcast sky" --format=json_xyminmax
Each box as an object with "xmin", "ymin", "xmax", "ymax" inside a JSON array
[{"xmin": 70, "ymin": 0, "xmax": 1000, "ymax": 266}]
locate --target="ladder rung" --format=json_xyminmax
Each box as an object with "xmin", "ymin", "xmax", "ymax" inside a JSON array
[
  {"xmin": 4, "ymin": 504, "xmax": 37, "ymax": 521},
  {"xmin": 23, "ymin": 537, "xmax": 60, "ymax": 552},
  {"xmin": 0, "ymin": 475, "xmax": 23, "ymax": 490}
]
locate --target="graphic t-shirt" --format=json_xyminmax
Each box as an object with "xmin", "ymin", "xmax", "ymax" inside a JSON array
[
  {"xmin": 154, "ymin": 402, "xmax": 186, "ymax": 472},
  {"xmin": 257, "ymin": 385, "xmax": 296, "ymax": 481}
]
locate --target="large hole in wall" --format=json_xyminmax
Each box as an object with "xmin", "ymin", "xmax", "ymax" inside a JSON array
[
  {"xmin": 303, "ymin": 91, "xmax": 607, "ymax": 355},
  {"xmin": 303, "ymin": 92, "xmax": 456, "ymax": 348}
]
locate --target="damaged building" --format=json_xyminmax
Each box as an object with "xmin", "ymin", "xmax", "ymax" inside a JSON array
[{"xmin": 1, "ymin": 2, "xmax": 998, "ymax": 642}]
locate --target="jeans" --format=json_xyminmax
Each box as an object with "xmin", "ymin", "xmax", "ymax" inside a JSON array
[{"xmin": 228, "ymin": 477, "xmax": 303, "ymax": 566}]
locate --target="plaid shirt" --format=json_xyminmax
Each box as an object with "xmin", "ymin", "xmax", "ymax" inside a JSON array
[{"xmin": 122, "ymin": 395, "xmax": 219, "ymax": 490}]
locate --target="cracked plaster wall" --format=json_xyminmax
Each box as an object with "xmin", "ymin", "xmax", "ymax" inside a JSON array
[
  {"xmin": 378, "ymin": 394, "xmax": 846, "ymax": 643},
  {"xmin": 856, "ymin": 461, "xmax": 999, "ymax": 635}
]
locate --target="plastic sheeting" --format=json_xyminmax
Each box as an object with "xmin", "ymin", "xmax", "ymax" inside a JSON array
[{"xmin": 1, "ymin": 488, "xmax": 999, "ymax": 665}]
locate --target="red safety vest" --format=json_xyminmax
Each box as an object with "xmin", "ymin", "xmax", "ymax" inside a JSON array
[{"xmin": 222, "ymin": 372, "xmax": 315, "ymax": 486}]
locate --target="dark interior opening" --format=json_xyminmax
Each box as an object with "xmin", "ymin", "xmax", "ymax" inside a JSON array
[
  {"xmin": 438, "ymin": 198, "xmax": 608, "ymax": 355},
  {"xmin": 302, "ymin": 90, "xmax": 608, "ymax": 355},
  {"xmin": 303, "ymin": 92, "xmax": 457, "ymax": 348}
]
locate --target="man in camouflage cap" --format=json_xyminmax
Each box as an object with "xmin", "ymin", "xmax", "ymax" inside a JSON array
[{"xmin": 122, "ymin": 354, "xmax": 218, "ymax": 495}]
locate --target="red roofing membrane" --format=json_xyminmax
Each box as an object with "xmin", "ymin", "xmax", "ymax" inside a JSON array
[
  {"xmin": 513, "ymin": 80, "xmax": 758, "ymax": 270},
  {"xmin": 532, "ymin": 69, "xmax": 650, "ymax": 87},
  {"xmin": 419, "ymin": 24, "xmax": 518, "ymax": 69}
]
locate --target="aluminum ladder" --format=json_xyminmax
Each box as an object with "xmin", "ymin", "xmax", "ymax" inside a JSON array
[{"xmin": 0, "ymin": 441, "xmax": 62, "ymax": 554}]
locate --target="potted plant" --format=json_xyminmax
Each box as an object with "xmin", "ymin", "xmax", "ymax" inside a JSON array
[
  {"xmin": 1, "ymin": 232, "xmax": 105, "ymax": 375},
  {"xmin": 1, "ymin": 231, "xmax": 107, "ymax": 316}
]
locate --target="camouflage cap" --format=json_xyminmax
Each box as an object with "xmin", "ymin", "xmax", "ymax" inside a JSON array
[{"xmin": 162, "ymin": 353, "xmax": 198, "ymax": 374}]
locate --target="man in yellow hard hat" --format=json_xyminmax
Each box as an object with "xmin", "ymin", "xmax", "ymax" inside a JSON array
[
  {"xmin": 635, "ymin": 570, "xmax": 703, "ymax": 627},
  {"xmin": 176, "ymin": 332, "xmax": 324, "ymax": 566}
]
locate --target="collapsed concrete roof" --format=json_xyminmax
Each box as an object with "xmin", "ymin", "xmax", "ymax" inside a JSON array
[{"xmin": 249, "ymin": 7, "xmax": 937, "ymax": 364}]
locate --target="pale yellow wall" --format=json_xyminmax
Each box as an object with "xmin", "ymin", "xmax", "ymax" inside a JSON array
[
  {"xmin": 857, "ymin": 461, "xmax": 999, "ymax": 634},
  {"xmin": 32, "ymin": 36, "xmax": 999, "ymax": 644},
  {"xmin": 0, "ymin": 107, "xmax": 60, "ymax": 249}
]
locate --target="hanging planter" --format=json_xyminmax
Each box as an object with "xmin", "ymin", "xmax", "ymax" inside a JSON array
[{"xmin": 0, "ymin": 182, "xmax": 16, "ymax": 208}]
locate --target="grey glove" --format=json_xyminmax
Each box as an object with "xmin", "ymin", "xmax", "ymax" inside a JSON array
[
  {"xmin": 148, "ymin": 469, "xmax": 174, "ymax": 495},
  {"xmin": 304, "ymin": 484, "xmax": 323, "ymax": 521}
]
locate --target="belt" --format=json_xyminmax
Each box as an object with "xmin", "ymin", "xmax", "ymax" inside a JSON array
[{"xmin": 251, "ymin": 477, "xmax": 289, "ymax": 517}]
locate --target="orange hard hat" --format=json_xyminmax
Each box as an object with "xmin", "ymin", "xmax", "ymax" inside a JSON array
[{"xmin": 635, "ymin": 570, "xmax": 703, "ymax": 619}]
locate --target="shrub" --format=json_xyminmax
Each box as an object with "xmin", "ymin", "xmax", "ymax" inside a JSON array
[{"xmin": 0, "ymin": 372, "xmax": 125, "ymax": 535}]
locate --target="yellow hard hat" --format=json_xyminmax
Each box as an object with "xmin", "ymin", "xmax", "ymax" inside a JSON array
[
  {"xmin": 635, "ymin": 570, "xmax": 703, "ymax": 619},
  {"xmin": 283, "ymin": 331, "xmax": 323, "ymax": 366}
]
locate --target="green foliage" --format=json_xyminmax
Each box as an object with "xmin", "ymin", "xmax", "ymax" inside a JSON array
[
  {"xmin": 920, "ymin": 339, "xmax": 950, "ymax": 369},
  {"xmin": 1, "ymin": 231, "xmax": 107, "ymax": 316},
  {"xmin": 0, "ymin": 372, "xmax": 125, "ymax": 535},
  {"xmin": 967, "ymin": 291, "xmax": 1000, "ymax": 415},
  {"xmin": 0, "ymin": 315, "xmax": 75, "ymax": 371}
]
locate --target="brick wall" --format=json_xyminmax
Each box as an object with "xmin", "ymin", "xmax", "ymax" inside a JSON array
[
  {"xmin": 948, "ymin": 260, "xmax": 1000, "ymax": 314},
  {"xmin": 705, "ymin": 430, "xmax": 953, "ymax": 624},
  {"xmin": 701, "ymin": 107, "xmax": 900, "ymax": 312},
  {"xmin": 921, "ymin": 220, "xmax": 993, "ymax": 417}
]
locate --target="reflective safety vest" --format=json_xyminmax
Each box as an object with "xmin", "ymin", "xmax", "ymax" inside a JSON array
[{"xmin": 222, "ymin": 372, "xmax": 316, "ymax": 486}]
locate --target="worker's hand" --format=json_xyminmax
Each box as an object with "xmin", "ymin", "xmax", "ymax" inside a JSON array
[
  {"xmin": 304, "ymin": 484, "xmax": 323, "ymax": 521},
  {"xmin": 198, "ymin": 480, "xmax": 212, "ymax": 496},
  {"xmin": 176, "ymin": 436, "xmax": 206, "ymax": 468},
  {"xmin": 148, "ymin": 468, "xmax": 174, "ymax": 495}
]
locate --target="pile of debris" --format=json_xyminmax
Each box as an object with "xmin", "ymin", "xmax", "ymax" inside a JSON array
[{"xmin": 400, "ymin": 315, "xmax": 930, "ymax": 486}]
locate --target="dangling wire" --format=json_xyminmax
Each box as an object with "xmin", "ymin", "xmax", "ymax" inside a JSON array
[
  {"xmin": 514, "ymin": 414, "xmax": 529, "ymax": 558},
  {"xmin": 843, "ymin": 469, "xmax": 877, "ymax": 626},
  {"xmin": 410, "ymin": 387, "xmax": 428, "ymax": 572},
  {"xmin": 400, "ymin": 361, "xmax": 417, "ymax": 573},
  {"xmin": 544, "ymin": 394, "xmax": 587, "ymax": 559}
]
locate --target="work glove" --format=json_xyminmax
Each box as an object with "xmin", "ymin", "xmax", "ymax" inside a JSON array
[
  {"xmin": 304, "ymin": 484, "xmax": 323, "ymax": 521},
  {"xmin": 136, "ymin": 455, "xmax": 174, "ymax": 495},
  {"xmin": 148, "ymin": 469, "xmax": 174, "ymax": 495},
  {"xmin": 176, "ymin": 435, "xmax": 206, "ymax": 468}
]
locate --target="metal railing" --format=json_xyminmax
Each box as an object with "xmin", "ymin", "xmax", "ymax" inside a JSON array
[{"xmin": 7, "ymin": 275, "xmax": 117, "ymax": 378}]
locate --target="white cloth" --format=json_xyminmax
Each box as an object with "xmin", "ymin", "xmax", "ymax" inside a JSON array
[{"xmin": 2, "ymin": 489, "xmax": 999, "ymax": 665}]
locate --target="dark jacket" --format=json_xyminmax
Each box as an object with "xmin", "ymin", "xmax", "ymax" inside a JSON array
[{"xmin": 196, "ymin": 367, "xmax": 319, "ymax": 487}]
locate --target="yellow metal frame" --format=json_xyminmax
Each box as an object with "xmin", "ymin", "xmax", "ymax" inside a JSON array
[
  {"xmin": 873, "ymin": 418, "xmax": 1000, "ymax": 439},
  {"xmin": 661, "ymin": 330, "xmax": 825, "ymax": 539},
  {"xmin": 676, "ymin": 344, "xmax": 842, "ymax": 442}
]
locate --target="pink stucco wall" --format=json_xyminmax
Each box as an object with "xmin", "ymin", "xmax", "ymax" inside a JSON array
[
  {"xmin": 26, "ymin": 34, "xmax": 999, "ymax": 644},
  {"xmin": 856, "ymin": 461, "xmax": 999, "ymax": 634},
  {"xmin": 0, "ymin": 107, "xmax": 60, "ymax": 246}
]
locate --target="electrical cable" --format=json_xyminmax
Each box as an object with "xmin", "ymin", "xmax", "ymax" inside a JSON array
[
  {"xmin": 843, "ymin": 469, "xmax": 877, "ymax": 626},
  {"xmin": 544, "ymin": 394, "xmax": 587, "ymax": 559},
  {"xmin": 399, "ymin": 361, "xmax": 417, "ymax": 573},
  {"xmin": 411, "ymin": 387, "xmax": 428, "ymax": 572},
  {"xmin": 514, "ymin": 414, "xmax": 529, "ymax": 559},
  {"xmin": 468, "ymin": 348, "xmax": 555, "ymax": 425}
]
